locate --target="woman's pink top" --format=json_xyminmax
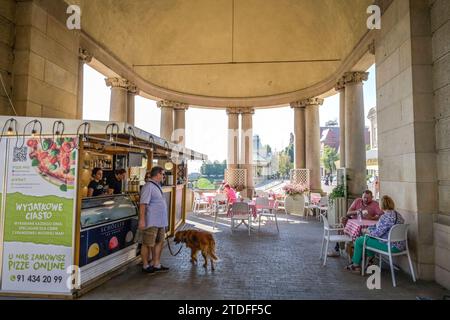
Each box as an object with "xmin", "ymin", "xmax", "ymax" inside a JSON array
[{"xmin": 225, "ymin": 188, "xmax": 237, "ymax": 204}]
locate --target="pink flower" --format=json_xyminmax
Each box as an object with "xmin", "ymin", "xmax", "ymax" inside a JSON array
[{"xmin": 282, "ymin": 183, "xmax": 309, "ymax": 196}]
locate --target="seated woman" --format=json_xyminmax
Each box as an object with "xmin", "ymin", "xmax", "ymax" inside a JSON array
[
  {"xmin": 223, "ymin": 184, "xmax": 237, "ymax": 205},
  {"xmin": 346, "ymin": 195, "xmax": 405, "ymax": 273}
]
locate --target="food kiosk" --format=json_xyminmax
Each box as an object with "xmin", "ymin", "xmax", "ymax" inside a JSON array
[{"xmin": 0, "ymin": 116, "xmax": 207, "ymax": 298}]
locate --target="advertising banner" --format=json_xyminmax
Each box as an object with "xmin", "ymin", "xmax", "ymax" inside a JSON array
[
  {"xmin": 0, "ymin": 137, "xmax": 7, "ymax": 283},
  {"xmin": 79, "ymin": 218, "xmax": 138, "ymax": 267},
  {"xmin": 1, "ymin": 136, "xmax": 78, "ymax": 294}
]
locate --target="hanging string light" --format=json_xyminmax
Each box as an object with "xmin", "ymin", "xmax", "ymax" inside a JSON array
[
  {"xmin": 19, "ymin": 119, "xmax": 43, "ymax": 148},
  {"xmin": 127, "ymin": 126, "xmax": 138, "ymax": 146},
  {"xmin": 105, "ymin": 123, "xmax": 119, "ymax": 145},
  {"xmin": 52, "ymin": 120, "xmax": 65, "ymax": 141},
  {"xmin": 76, "ymin": 122, "xmax": 91, "ymax": 143},
  {"xmin": 0, "ymin": 118, "xmax": 18, "ymax": 144},
  {"xmin": 148, "ymin": 135, "xmax": 155, "ymax": 152}
]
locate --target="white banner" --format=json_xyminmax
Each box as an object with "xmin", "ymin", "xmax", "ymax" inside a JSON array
[{"xmin": 1, "ymin": 242, "xmax": 72, "ymax": 293}]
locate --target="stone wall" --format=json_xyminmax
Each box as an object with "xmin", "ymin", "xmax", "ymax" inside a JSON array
[
  {"xmin": 430, "ymin": 0, "xmax": 450, "ymax": 290},
  {"xmin": 376, "ymin": 0, "xmax": 437, "ymax": 281},
  {"xmin": 0, "ymin": 0, "xmax": 16, "ymax": 115},
  {"xmin": 13, "ymin": 0, "xmax": 80, "ymax": 119}
]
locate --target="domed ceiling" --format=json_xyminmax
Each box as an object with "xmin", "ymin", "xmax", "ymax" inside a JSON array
[{"xmin": 71, "ymin": 0, "xmax": 373, "ymax": 106}]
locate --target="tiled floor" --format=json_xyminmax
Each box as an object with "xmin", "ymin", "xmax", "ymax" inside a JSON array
[{"xmin": 82, "ymin": 212, "xmax": 448, "ymax": 300}]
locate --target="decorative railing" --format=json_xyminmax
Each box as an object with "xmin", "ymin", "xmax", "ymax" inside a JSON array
[
  {"xmin": 224, "ymin": 168, "xmax": 247, "ymax": 191},
  {"xmin": 290, "ymin": 169, "xmax": 310, "ymax": 188}
]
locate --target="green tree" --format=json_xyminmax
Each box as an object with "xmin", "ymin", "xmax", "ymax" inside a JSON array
[
  {"xmin": 278, "ymin": 152, "xmax": 293, "ymax": 177},
  {"xmin": 321, "ymin": 146, "xmax": 339, "ymax": 174},
  {"xmin": 196, "ymin": 178, "xmax": 215, "ymax": 190}
]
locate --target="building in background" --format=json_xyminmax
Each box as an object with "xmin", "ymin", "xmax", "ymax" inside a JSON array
[{"xmin": 366, "ymin": 107, "xmax": 378, "ymax": 198}]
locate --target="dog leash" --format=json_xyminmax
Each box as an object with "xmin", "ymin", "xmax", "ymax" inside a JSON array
[
  {"xmin": 166, "ymin": 236, "xmax": 183, "ymax": 256},
  {"xmin": 165, "ymin": 225, "xmax": 183, "ymax": 256}
]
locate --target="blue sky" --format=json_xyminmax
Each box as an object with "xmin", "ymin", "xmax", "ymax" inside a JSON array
[{"xmin": 83, "ymin": 64, "xmax": 376, "ymax": 164}]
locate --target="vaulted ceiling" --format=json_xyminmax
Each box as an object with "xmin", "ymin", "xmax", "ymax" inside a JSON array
[{"xmin": 71, "ymin": 0, "xmax": 374, "ymax": 106}]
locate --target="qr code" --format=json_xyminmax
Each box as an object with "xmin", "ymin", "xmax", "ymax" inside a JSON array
[{"xmin": 13, "ymin": 147, "xmax": 28, "ymax": 162}]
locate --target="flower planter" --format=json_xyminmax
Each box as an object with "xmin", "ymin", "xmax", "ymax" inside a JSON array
[
  {"xmin": 284, "ymin": 194, "xmax": 305, "ymax": 216},
  {"xmin": 328, "ymin": 197, "xmax": 347, "ymax": 224}
]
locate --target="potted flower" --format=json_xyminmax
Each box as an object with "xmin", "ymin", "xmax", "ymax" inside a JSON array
[
  {"xmin": 282, "ymin": 183, "xmax": 309, "ymax": 215},
  {"xmin": 328, "ymin": 184, "xmax": 347, "ymax": 224}
]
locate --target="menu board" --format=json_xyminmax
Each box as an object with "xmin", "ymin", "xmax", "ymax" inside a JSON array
[{"xmin": 1, "ymin": 136, "xmax": 78, "ymax": 294}]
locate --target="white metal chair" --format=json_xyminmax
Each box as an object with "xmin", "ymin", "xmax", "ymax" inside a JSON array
[
  {"xmin": 256, "ymin": 197, "xmax": 279, "ymax": 233},
  {"xmin": 274, "ymin": 198, "xmax": 289, "ymax": 222},
  {"xmin": 361, "ymin": 224, "xmax": 416, "ymax": 287},
  {"xmin": 255, "ymin": 190, "xmax": 268, "ymax": 198},
  {"xmin": 317, "ymin": 195, "xmax": 329, "ymax": 221},
  {"xmin": 304, "ymin": 194, "xmax": 317, "ymax": 218},
  {"xmin": 320, "ymin": 214, "xmax": 352, "ymax": 266},
  {"xmin": 192, "ymin": 192, "xmax": 210, "ymax": 215},
  {"xmin": 230, "ymin": 202, "xmax": 252, "ymax": 235},
  {"xmin": 212, "ymin": 193, "xmax": 229, "ymax": 229}
]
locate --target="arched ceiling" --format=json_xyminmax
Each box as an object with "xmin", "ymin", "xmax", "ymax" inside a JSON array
[{"xmin": 72, "ymin": 0, "xmax": 373, "ymax": 106}]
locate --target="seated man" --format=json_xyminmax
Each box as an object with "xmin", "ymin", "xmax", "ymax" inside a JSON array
[{"xmin": 328, "ymin": 190, "xmax": 383, "ymax": 257}]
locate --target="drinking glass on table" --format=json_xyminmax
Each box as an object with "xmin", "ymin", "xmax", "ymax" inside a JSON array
[{"xmin": 362, "ymin": 210, "xmax": 368, "ymax": 219}]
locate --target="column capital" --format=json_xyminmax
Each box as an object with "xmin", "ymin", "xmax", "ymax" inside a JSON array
[
  {"xmin": 239, "ymin": 107, "xmax": 255, "ymax": 115},
  {"xmin": 79, "ymin": 48, "xmax": 93, "ymax": 63},
  {"xmin": 127, "ymin": 83, "xmax": 139, "ymax": 95},
  {"xmin": 105, "ymin": 77, "xmax": 130, "ymax": 89},
  {"xmin": 292, "ymin": 98, "xmax": 324, "ymax": 108},
  {"xmin": 335, "ymin": 77, "xmax": 346, "ymax": 91},
  {"xmin": 157, "ymin": 100, "xmax": 189, "ymax": 110},
  {"xmin": 226, "ymin": 107, "xmax": 240, "ymax": 115},
  {"xmin": 226, "ymin": 107, "xmax": 254, "ymax": 115},
  {"xmin": 342, "ymin": 71, "xmax": 369, "ymax": 85}
]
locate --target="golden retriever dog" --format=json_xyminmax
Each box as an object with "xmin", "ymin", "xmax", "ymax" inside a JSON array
[{"xmin": 174, "ymin": 229, "xmax": 218, "ymax": 270}]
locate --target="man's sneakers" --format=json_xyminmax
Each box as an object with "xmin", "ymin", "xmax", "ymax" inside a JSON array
[
  {"xmin": 153, "ymin": 265, "xmax": 170, "ymax": 273},
  {"xmin": 142, "ymin": 265, "xmax": 156, "ymax": 275},
  {"xmin": 142, "ymin": 264, "xmax": 169, "ymax": 274}
]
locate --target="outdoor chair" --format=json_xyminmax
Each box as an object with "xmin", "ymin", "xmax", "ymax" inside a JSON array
[
  {"xmin": 230, "ymin": 202, "xmax": 253, "ymax": 235},
  {"xmin": 256, "ymin": 197, "xmax": 279, "ymax": 233},
  {"xmin": 274, "ymin": 198, "xmax": 289, "ymax": 222},
  {"xmin": 304, "ymin": 194, "xmax": 317, "ymax": 218},
  {"xmin": 212, "ymin": 193, "xmax": 229, "ymax": 229},
  {"xmin": 361, "ymin": 224, "xmax": 416, "ymax": 287},
  {"xmin": 317, "ymin": 195, "xmax": 329, "ymax": 222},
  {"xmin": 255, "ymin": 190, "xmax": 267, "ymax": 198},
  {"xmin": 320, "ymin": 214, "xmax": 352, "ymax": 266},
  {"xmin": 192, "ymin": 192, "xmax": 210, "ymax": 215}
]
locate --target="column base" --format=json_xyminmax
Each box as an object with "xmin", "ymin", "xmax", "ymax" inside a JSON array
[{"xmin": 310, "ymin": 188, "xmax": 324, "ymax": 195}]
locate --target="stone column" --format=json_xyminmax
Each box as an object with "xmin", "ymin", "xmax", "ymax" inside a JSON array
[
  {"xmin": 343, "ymin": 71, "xmax": 368, "ymax": 199},
  {"xmin": 126, "ymin": 84, "xmax": 138, "ymax": 125},
  {"xmin": 290, "ymin": 101, "xmax": 306, "ymax": 169},
  {"xmin": 336, "ymin": 78, "xmax": 346, "ymax": 167},
  {"xmin": 173, "ymin": 103, "xmax": 189, "ymax": 146},
  {"xmin": 240, "ymin": 107, "xmax": 255, "ymax": 197},
  {"xmin": 226, "ymin": 108, "xmax": 240, "ymax": 170},
  {"xmin": 77, "ymin": 48, "xmax": 92, "ymax": 120},
  {"xmin": 156, "ymin": 100, "xmax": 175, "ymax": 142},
  {"xmin": 105, "ymin": 77, "xmax": 129, "ymax": 122},
  {"xmin": 302, "ymin": 98, "xmax": 324, "ymax": 194}
]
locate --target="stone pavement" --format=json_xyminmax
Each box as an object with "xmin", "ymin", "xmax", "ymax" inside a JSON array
[{"xmin": 82, "ymin": 212, "xmax": 447, "ymax": 300}]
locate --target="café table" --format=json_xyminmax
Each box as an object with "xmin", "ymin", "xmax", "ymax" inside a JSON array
[
  {"xmin": 344, "ymin": 218, "xmax": 378, "ymax": 241},
  {"xmin": 202, "ymin": 192, "xmax": 218, "ymax": 205}
]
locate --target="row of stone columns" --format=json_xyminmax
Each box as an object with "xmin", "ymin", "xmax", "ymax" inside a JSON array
[
  {"xmin": 290, "ymin": 98, "xmax": 323, "ymax": 194},
  {"xmin": 105, "ymin": 77, "xmax": 139, "ymax": 124},
  {"xmin": 288, "ymin": 71, "xmax": 368, "ymax": 198},
  {"xmin": 226, "ymin": 107, "xmax": 255, "ymax": 197},
  {"xmin": 338, "ymin": 71, "xmax": 369, "ymax": 199},
  {"xmin": 157, "ymin": 100, "xmax": 189, "ymax": 146}
]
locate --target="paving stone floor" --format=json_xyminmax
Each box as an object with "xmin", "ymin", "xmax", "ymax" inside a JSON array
[{"xmin": 82, "ymin": 212, "xmax": 448, "ymax": 300}]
